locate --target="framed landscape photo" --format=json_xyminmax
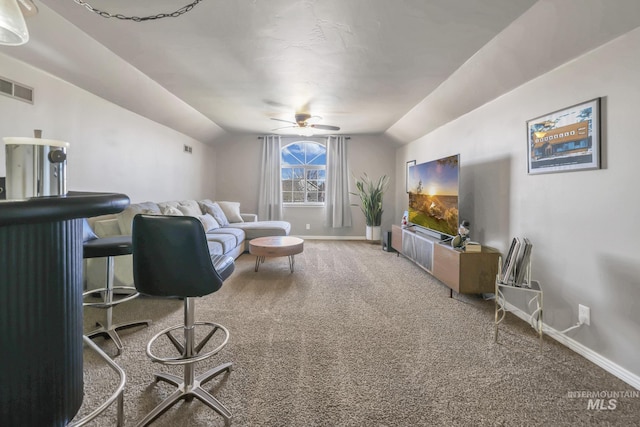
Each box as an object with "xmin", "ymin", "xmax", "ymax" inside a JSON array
[
  {"xmin": 406, "ymin": 160, "xmax": 416, "ymax": 193},
  {"xmin": 526, "ymin": 98, "xmax": 601, "ymax": 175}
]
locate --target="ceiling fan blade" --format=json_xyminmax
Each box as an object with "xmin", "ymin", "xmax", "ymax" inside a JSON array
[
  {"xmin": 270, "ymin": 118, "xmax": 297, "ymax": 125},
  {"xmin": 271, "ymin": 125, "xmax": 298, "ymax": 131},
  {"xmin": 310, "ymin": 124, "xmax": 340, "ymax": 131}
]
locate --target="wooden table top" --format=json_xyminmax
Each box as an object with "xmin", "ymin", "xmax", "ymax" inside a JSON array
[{"xmin": 248, "ymin": 236, "xmax": 304, "ymax": 257}]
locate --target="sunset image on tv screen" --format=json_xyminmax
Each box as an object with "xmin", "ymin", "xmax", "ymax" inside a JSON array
[{"xmin": 408, "ymin": 154, "xmax": 459, "ymax": 237}]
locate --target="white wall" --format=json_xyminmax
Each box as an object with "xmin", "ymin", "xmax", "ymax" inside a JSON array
[
  {"xmin": 0, "ymin": 51, "xmax": 396, "ymax": 238},
  {"xmin": 1, "ymin": 53, "xmax": 217, "ymax": 203},
  {"xmin": 395, "ymin": 27, "xmax": 640, "ymax": 383},
  {"xmin": 215, "ymin": 133, "xmax": 396, "ymax": 237}
]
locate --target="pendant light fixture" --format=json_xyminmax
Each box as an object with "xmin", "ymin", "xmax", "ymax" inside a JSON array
[
  {"xmin": 0, "ymin": 0, "xmax": 199, "ymax": 47},
  {"xmin": 0, "ymin": 0, "xmax": 37, "ymax": 46},
  {"xmin": 73, "ymin": 0, "xmax": 203, "ymax": 21}
]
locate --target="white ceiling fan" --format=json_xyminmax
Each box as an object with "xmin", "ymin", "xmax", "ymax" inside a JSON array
[{"xmin": 271, "ymin": 113, "xmax": 341, "ymax": 134}]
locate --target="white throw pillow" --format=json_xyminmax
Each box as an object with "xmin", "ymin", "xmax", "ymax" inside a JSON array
[
  {"xmin": 93, "ymin": 219, "xmax": 121, "ymax": 238},
  {"xmin": 116, "ymin": 202, "xmax": 161, "ymax": 235},
  {"xmin": 217, "ymin": 201, "xmax": 243, "ymax": 223},
  {"xmin": 197, "ymin": 213, "xmax": 220, "ymax": 232},
  {"xmin": 161, "ymin": 206, "xmax": 184, "ymax": 216},
  {"xmin": 176, "ymin": 200, "xmax": 202, "ymax": 217},
  {"xmin": 200, "ymin": 201, "xmax": 229, "ymax": 227}
]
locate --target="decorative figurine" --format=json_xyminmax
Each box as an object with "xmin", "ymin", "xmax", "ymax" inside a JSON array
[{"xmin": 451, "ymin": 220, "xmax": 470, "ymax": 249}]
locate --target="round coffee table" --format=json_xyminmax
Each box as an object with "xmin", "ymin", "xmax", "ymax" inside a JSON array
[{"xmin": 248, "ymin": 236, "xmax": 304, "ymax": 273}]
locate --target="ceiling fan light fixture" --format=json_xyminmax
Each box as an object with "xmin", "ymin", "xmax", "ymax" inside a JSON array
[
  {"xmin": 270, "ymin": 113, "xmax": 339, "ymax": 135},
  {"xmin": 0, "ymin": 0, "xmax": 29, "ymax": 46}
]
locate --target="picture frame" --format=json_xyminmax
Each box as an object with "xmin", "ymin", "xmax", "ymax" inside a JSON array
[
  {"xmin": 406, "ymin": 160, "xmax": 416, "ymax": 193},
  {"xmin": 526, "ymin": 98, "xmax": 601, "ymax": 175}
]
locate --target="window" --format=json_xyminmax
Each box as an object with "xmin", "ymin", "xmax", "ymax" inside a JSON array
[{"xmin": 281, "ymin": 141, "xmax": 326, "ymax": 205}]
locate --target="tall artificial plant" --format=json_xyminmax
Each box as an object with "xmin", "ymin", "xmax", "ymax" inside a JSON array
[{"xmin": 351, "ymin": 173, "xmax": 390, "ymax": 226}]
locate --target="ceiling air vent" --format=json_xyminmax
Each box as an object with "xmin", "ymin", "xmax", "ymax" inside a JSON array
[{"xmin": 0, "ymin": 76, "xmax": 34, "ymax": 104}]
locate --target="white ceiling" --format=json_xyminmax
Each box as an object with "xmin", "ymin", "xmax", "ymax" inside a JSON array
[{"xmin": 3, "ymin": 0, "xmax": 640, "ymax": 145}]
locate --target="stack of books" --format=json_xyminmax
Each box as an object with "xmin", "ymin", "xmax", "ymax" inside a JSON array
[
  {"xmin": 464, "ymin": 241, "xmax": 482, "ymax": 252},
  {"xmin": 500, "ymin": 237, "xmax": 533, "ymax": 286}
]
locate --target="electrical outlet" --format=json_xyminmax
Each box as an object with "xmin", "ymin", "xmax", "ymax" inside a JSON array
[
  {"xmin": 578, "ymin": 304, "xmax": 590, "ymax": 326},
  {"xmin": 306, "ymin": 224, "xmax": 310, "ymax": 230}
]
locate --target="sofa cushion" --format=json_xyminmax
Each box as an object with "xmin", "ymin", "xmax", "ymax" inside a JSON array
[
  {"xmin": 93, "ymin": 218, "xmax": 121, "ymax": 238},
  {"xmin": 205, "ymin": 232, "xmax": 239, "ymax": 254},
  {"xmin": 198, "ymin": 213, "xmax": 220, "ymax": 232},
  {"xmin": 161, "ymin": 206, "xmax": 184, "ymax": 216},
  {"xmin": 116, "ymin": 202, "xmax": 161, "ymax": 235},
  {"xmin": 157, "ymin": 200, "xmax": 202, "ymax": 217},
  {"xmin": 206, "ymin": 241, "xmax": 224, "ymax": 256},
  {"xmin": 200, "ymin": 201, "xmax": 229, "ymax": 227},
  {"xmin": 207, "ymin": 227, "xmax": 245, "ymax": 246},
  {"xmin": 157, "ymin": 200, "xmax": 178, "ymax": 211},
  {"xmin": 217, "ymin": 201, "xmax": 243, "ymax": 223},
  {"xmin": 241, "ymin": 213, "xmax": 258, "ymax": 222},
  {"xmin": 228, "ymin": 220, "xmax": 291, "ymax": 240},
  {"xmin": 87, "ymin": 213, "xmax": 116, "ymax": 230},
  {"xmin": 177, "ymin": 204, "xmax": 202, "ymax": 216}
]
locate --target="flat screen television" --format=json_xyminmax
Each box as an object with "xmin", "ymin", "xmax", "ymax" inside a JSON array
[{"xmin": 407, "ymin": 154, "xmax": 460, "ymax": 239}]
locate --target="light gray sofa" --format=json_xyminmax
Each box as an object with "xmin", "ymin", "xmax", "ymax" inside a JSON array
[{"xmin": 85, "ymin": 199, "xmax": 290, "ymax": 290}]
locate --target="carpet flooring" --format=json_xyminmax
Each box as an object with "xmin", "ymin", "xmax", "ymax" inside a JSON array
[{"xmin": 75, "ymin": 240, "xmax": 640, "ymax": 426}]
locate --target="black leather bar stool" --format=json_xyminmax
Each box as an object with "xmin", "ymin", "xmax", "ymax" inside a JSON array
[
  {"xmin": 132, "ymin": 214, "xmax": 236, "ymax": 427},
  {"xmin": 83, "ymin": 223, "xmax": 151, "ymax": 355}
]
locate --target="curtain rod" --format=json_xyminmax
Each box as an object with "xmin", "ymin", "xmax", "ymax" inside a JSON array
[{"xmin": 257, "ymin": 136, "xmax": 350, "ymax": 139}]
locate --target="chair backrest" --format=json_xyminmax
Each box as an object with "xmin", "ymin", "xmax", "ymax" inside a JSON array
[{"xmin": 132, "ymin": 214, "xmax": 227, "ymax": 298}]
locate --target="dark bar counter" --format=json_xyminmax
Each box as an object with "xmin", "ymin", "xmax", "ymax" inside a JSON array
[{"xmin": 0, "ymin": 191, "xmax": 130, "ymax": 426}]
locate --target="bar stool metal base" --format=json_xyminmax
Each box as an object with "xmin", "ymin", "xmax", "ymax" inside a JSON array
[
  {"xmin": 83, "ymin": 285, "xmax": 151, "ymax": 355},
  {"xmin": 136, "ymin": 362, "xmax": 233, "ymax": 427},
  {"xmin": 83, "ymin": 242, "xmax": 151, "ymax": 355},
  {"xmin": 136, "ymin": 298, "xmax": 232, "ymax": 426},
  {"xmin": 85, "ymin": 318, "xmax": 152, "ymax": 354}
]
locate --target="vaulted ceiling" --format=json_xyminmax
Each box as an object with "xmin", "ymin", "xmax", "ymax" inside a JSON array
[{"xmin": 2, "ymin": 1, "xmax": 640, "ymax": 145}]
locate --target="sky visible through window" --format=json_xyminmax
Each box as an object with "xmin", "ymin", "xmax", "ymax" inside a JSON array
[{"xmin": 281, "ymin": 142, "xmax": 326, "ymax": 203}]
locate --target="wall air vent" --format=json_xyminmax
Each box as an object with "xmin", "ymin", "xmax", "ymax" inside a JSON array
[{"xmin": 0, "ymin": 76, "xmax": 34, "ymax": 104}]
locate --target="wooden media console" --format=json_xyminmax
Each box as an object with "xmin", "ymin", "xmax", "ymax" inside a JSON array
[{"xmin": 391, "ymin": 224, "xmax": 499, "ymax": 297}]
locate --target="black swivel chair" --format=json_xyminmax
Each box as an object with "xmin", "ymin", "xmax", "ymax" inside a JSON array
[
  {"xmin": 132, "ymin": 214, "xmax": 236, "ymax": 427},
  {"xmin": 83, "ymin": 221, "xmax": 151, "ymax": 355}
]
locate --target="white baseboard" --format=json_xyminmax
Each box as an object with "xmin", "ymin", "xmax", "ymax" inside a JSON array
[{"xmin": 503, "ymin": 301, "xmax": 640, "ymax": 390}]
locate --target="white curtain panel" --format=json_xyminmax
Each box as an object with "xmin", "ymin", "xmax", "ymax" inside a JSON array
[
  {"xmin": 258, "ymin": 135, "xmax": 283, "ymax": 221},
  {"xmin": 324, "ymin": 136, "xmax": 352, "ymax": 228}
]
